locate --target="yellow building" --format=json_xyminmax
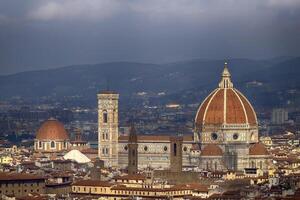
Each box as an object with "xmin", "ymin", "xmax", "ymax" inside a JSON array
[
  {"xmin": 0, "ymin": 156, "xmax": 13, "ymax": 164},
  {"xmin": 72, "ymin": 180, "xmax": 210, "ymax": 199}
]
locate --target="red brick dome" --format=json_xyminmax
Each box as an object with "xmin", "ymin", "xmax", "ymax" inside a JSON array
[
  {"xmin": 249, "ymin": 143, "xmax": 269, "ymax": 156},
  {"xmin": 195, "ymin": 63, "xmax": 257, "ymax": 127},
  {"xmin": 201, "ymin": 144, "xmax": 223, "ymax": 156},
  {"xmin": 36, "ymin": 118, "xmax": 69, "ymax": 140}
]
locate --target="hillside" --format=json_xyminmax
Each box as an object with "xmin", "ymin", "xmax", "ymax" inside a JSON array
[{"xmin": 0, "ymin": 57, "xmax": 299, "ymax": 108}]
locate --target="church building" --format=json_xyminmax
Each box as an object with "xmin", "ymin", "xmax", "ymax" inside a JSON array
[{"xmin": 97, "ymin": 63, "xmax": 270, "ymax": 171}]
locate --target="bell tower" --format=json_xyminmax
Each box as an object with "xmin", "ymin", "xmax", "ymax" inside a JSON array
[
  {"xmin": 97, "ymin": 91, "xmax": 119, "ymax": 167},
  {"xmin": 128, "ymin": 124, "xmax": 138, "ymax": 175}
]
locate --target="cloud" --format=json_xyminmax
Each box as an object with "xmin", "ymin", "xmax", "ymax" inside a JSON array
[{"xmin": 27, "ymin": 0, "xmax": 122, "ymax": 21}]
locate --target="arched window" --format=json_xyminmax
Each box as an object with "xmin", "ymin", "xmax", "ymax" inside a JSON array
[
  {"xmin": 113, "ymin": 109, "xmax": 116, "ymax": 123},
  {"xmin": 103, "ymin": 110, "xmax": 108, "ymax": 123},
  {"xmin": 51, "ymin": 141, "xmax": 55, "ymax": 148},
  {"xmin": 251, "ymin": 161, "xmax": 255, "ymax": 168},
  {"xmin": 173, "ymin": 143, "xmax": 177, "ymax": 156},
  {"xmin": 259, "ymin": 161, "xmax": 263, "ymax": 169}
]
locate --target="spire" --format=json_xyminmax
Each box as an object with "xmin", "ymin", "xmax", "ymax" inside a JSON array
[
  {"xmin": 218, "ymin": 62, "xmax": 233, "ymax": 88},
  {"xmin": 129, "ymin": 123, "xmax": 137, "ymax": 143}
]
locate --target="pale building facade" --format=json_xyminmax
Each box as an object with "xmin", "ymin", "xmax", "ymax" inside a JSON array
[{"xmin": 97, "ymin": 91, "xmax": 119, "ymax": 167}]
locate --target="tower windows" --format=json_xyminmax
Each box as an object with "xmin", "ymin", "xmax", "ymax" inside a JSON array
[
  {"xmin": 173, "ymin": 143, "xmax": 177, "ymax": 156},
  {"xmin": 113, "ymin": 109, "xmax": 116, "ymax": 123},
  {"xmin": 103, "ymin": 110, "xmax": 108, "ymax": 123}
]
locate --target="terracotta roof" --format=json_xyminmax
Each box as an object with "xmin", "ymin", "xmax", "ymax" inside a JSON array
[
  {"xmin": 249, "ymin": 143, "xmax": 269, "ymax": 156},
  {"xmin": 195, "ymin": 65, "xmax": 257, "ymax": 127},
  {"xmin": 72, "ymin": 180, "xmax": 113, "ymax": 187},
  {"xmin": 191, "ymin": 143, "xmax": 200, "ymax": 151},
  {"xmin": 0, "ymin": 172, "xmax": 44, "ymax": 181},
  {"xmin": 80, "ymin": 148, "xmax": 98, "ymax": 154},
  {"xmin": 201, "ymin": 144, "xmax": 223, "ymax": 156},
  {"xmin": 36, "ymin": 118, "xmax": 69, "ymax": 140},
  {"xmin": 115, "ymin": 174, "xmax": 146, "ymax": 181}
]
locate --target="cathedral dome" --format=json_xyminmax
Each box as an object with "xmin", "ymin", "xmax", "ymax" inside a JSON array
[
  {"xmin": 249, "ymin": 143, "xmax": 269, "ymax": 156},
  {"xmin": 195, "ymin": 63, "xmax": 257, "ymax": 128},
  {"xmin": 36, "ymin": 118, "xmax": 69, "ymax": 140},
  {"xmin": 201, "ymin": 144, "xmax": 223, "ymax": 156}
]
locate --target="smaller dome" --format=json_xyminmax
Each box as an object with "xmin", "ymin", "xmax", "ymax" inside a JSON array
[
  {"xmin": 36, "ymin": 118, "xmax": 69, "ymax": 140},
  {"xmin": 249, "ymin": 143, "xmax": 269, "ymax": 156},
  {"xmin": 201, "ymin": 144, "xmax": 223, "ymax": 156}
]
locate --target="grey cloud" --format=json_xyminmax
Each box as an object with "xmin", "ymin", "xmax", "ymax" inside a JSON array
[{"xmin": 0, "ymin": 0, "xmax": 299, "ymax": 74}]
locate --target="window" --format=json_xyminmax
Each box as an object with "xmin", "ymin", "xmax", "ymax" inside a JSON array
[
  {"xmin": 251, "ymin": 161, "xmax": 255, "ymax": 168},
  {"xmin": 173, "ymin": 143, "xmax": 177, "ymax": 156},
  {"xmin": 144, "ymin": 146, "xmax": 148, "ymax": 151},
  {"xmin": 233, "ymin": 133, "xmax": 239, "ymax": 140},
  {"xmin": 63, "ymin": 141, "xmax": 67, "ymax": 148},
  {"xmin": 259, "ymin": 161, "xmax": 263, "ymax": 169},
  {"xmin": 39, "ymin": 141, "xmax": 42, "ymax": 148},
  {"xmin": 124, "ymin": 145, "xmax": 128, "ymax": 151},
  {"xmin": 51, "ymin": 141, "xmax": 55, "ymax": 148},
  {"xmin": 164, "ymin": 146, "xmax": 168, "ymax": 151},
  {"xmin": 211, "ymin": 133, "xmax": 218, "ymax": 140},
  {"xmin": 113, "ymin": 109, "xmax": 116, "ymax": 123},
  {"xmin": 106, "ymin": 148, "xmax": 109, "ymax": 154},
  {"xmin": 183, "ymin": 146, "xmax": 187, "ymax": 152},
  {"xmin": 103, "ymin": 110, "xmax": 108, "ymax": 123}
]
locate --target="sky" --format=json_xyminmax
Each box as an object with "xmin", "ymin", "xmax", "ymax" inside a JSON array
[{"xmin": 0, "ymin": 0, "xmax": 300, "ymax": 75}]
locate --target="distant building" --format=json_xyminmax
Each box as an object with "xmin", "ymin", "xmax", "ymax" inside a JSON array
[
  {"xmin": 271, "ymin": 108, "xmax": 288, "ymax": 125},
  {"xmin": 34, "ymin": 117, "xmax": 70, "ymax": 153},
  {"xmin": 0, "ymin": 172, "xmax": 45, "ymax": 198}
]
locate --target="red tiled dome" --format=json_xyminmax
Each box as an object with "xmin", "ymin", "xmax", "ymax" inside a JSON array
[
  {"xmin": 249, "ymin": 143, "xmax": 269, "ymax": 156},
  {"xmin": 201, "ymin": 144, "xmax": 223, "ymax": 156},
  {"xmin": 195, "ymin": 63, "xmax": 257, "ymax": 127},
  {"xmin": 36, "ymin": 118, "xmax": 69, "ymax": 140}
]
